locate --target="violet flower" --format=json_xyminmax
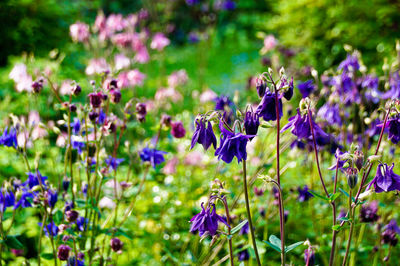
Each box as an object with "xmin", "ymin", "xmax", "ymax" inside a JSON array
[
  {"xmin": 190, "ymin": 119, "xmax": 217, "ymax": 150},
  {"xmin": 189, "ymin": 203, "xmax": 229, "ymax": 237},
  {"xmin": 317, "ymin": 103, "xmax": 342, "ymax": 125},
  {"xmin": 256, "ymin": 89, "xmax": 282, "ymax": 121},
  {"xmin": 244, "ymin": 110, "xmax": 259, "ymax": 140},
  {"xmin": 338, "ymin": 54, "xmax": 360, "ymax": 72},
  {"xmin": 214, "ymin": 95, "xmax": 233, "ymax": 111},
  {"xmin": 214, "ymin": 121, "xmax": 253, "ymax": 163},
  {"xmin": 105, "ymin": 156, "xmax": 124, "ymax": 171},
  {"xmin": 359, "ymin": 201, "xmax": 379, "ymax": 223},
  {"xmin": 38, "ymin": 221, "xmax": 59, "ymax": 237},
  {"xmin": 298, "ymin": 80, "xmax": 314, "ymax": 98},
  {"xmin": 366, "ymin": 163, "xmax": 400, "ymax": 193},
  {"xmin": 70, "ymin": 118, "xmax": 81, "ymax": 135},
  {"xmin": 238, "ymin": 249, "xmax": 250, "ymax": 261},
  {"xmin": 0, "ymin": 127, "xmax": 18, "ymax": 148},
  {"xmin": 297, "ymin": 185, "xmax": 313, "ymax": 202},
  {"xmin": 140, "ymin": 147, "xmax": 167, "ymax": 168},
  {"xmin": 281, "ymin": 109, "xmax": 328, "ymax": 140},
  {"xmin": 23, "ymin": 171, "xmax": 48, "ymax": 189}
]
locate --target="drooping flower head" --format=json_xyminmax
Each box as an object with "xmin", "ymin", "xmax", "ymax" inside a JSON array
[
  {"xmin": 359, "ymin": 201, "xmax": 379, "ymax": 223},
  {"xmin": 57, "ymin": 245, "xmax": 72, "ymax": 261},
  {"xmin": 191, "ymin": 118, "xmax": 217, "ymax": 151},
  {"xmin": 366, "ymin": 163, "xmax": 400, "ymax": 193},
  {"xmin": 23, "ymin": 171, "xmax": 48, "ymax": 189},
  {"xmin": 171, "ymin": 121, "xmax": 186, "ymax": 138},
  {"xmin": 298, "ymin": 80, "xmax": 315, "ymax": 98},
  {"xmin": 105, "ymin": 156, "xmax": 124, "ymax": 171},
  {"xmin": 215, "ymin": 121, "xmax": 253, "ymax": 163},
  {"xmin": 214, "ymin": 95, "xmax": 233, "ymax": 111},
  {"xmin": 0, "ymin": 127, "xmax": 18, "ymax": 148},
  {"xmin": 317, "ymin": 103, "xmax": 342, "ymax": 126},
  {"xmin": 338, "ymin": 54, "xmax": 360, "ymax": 73},
  {"xmin": 46, "ymin": 189, "xmax": 58, "ymax": 208},
  {"xmin": 244, "ymin": 110, "xmax": 259, "ymax": 140},
  {"xmin": 189, "ymin": 203, "xmax": 229, "ymax": 237},
  {"xmin": 380, "ymin": 116, "xmax": 400, "ymax": 144},
  {"xmin": 70, "ymin": 118, "xmax": 81, "ymax": 135},
  {"xmin": 256, "ymin": 89, "xmax": 282, "ymax": 121},
  {"xmin": 381, "ymin": 219, "xmax": 400, "ymax": 247},
  {"xmin": 140, "ymin": 147, "xmax": 167, "ymax": 168},
  {"xmin": 297, "ymin": 185, "xmax": 314, "ymax": 202},
  {"xmin": 38, "ymin": 221, "xmax": 59, "ymax": 237}
]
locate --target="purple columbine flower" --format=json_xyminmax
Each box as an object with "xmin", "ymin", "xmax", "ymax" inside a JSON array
[
  {"xmin": 76, "ymin": 217, "xmax": 88, "ymax": 231},
  {"xmin": 338, "ymin": 54, "xmax": 360, "ymax": 72},
  {"xmin": 239, "ymin": 221, "xmax": 249, "ymax": 235},
  {"xmin": 256, "ymin": 89, "xmax": 282, "ymax": 121},
  {"xmin": 244, "ymin": 110, "xmax": 259, "ymax": 140},
  {"xmin": 46, "ymin": 189, "xmax": 58, "ymax": 208},
  {"xmin": 281, "ymin": 108, "xmax": 328, "ymax": 140},
  {"xmin": 72, "ymin": 140, "xmax": 85, "ymax": 155},
  {"xmin": 359, "ymin": 201, "xmax": 379, "ymax": 223},
  {"xmin": 317, "ymin": 103, "xmax": 342, "ymax": 125},
  {"xmin": 298, "ymin": 80, "xmax": 314, "ymax": 98},
  {"xmin": 366, "ymin": 119, "xmax": 382, "ymax": 138},
  {"xmin": 214, "ymin": 121, "xmax": 253, "ymax": 163},
  {"xmin": 0, "ymin": 127, "xmax": 18, "ymax": 148},
  {"xmin": 65, "ymin": 201, "xmax": 74, "ymax": 212},
  {"xmin": 297, "ymin": 185, "xmax": 313, "ymax": 202},
  {"xmin": 304, "ymin": 247, "xmax": 315, "ymax": 266},
  {"xmin": 381, "ymin": 219, "xmax": 400, "ymax": 246},
  {"xmin": 221, "ymin": 0, "xmax": 236, "ymax": 10},
  {"xmin": 191, "ymin": 118, "xmax": 217, "ymax": 151},
  {"xmin": 214, "ymin": 95, "xmax": 233, "ymax": 111},
  {"xmin": 379, "ymin": 116, "xmax": 400, "ymax": 144},
  {"xmin": 328, "ymin": 150, "xmax": 349, "ymax": 171},
  {"xmin": 97, "ymin": 109, "xmax": 106, "ymax": 125},
  {"xmin": 171, "ymin": 121, "xmax": 186, "ymax": 138},
  {"xmin": 57, "ymin": 244, "xmax": 71, "ymax": 261},
  {"xmin": 189, "ymin": 203, "xmax": 229, "ymax": 237},
  {"xmin": 14, "ymin": 189, "xmax": 33, "ymax": 209},
  {"xmin": 70, "ymin": 118, "xmax": 81, "ymax": 135},
  {"xmin": 38, "ymin": 221, "xmax": 59, "ymax": 237},
  {"xmin": 140, "ymin": 147, "xmax": 167, "ymax": 168},
  {"xmin": 23, "ymin": 171, "xmax": 48, "ymax": 189},
  {"xmin": 366, "ymin": 163, "xmax": 400, "ymax": 193},
  {"xmin": 238, "ymin": 248, "xmax": 250, "ymax": 261},
  {"xmin": 0, "ymin": 189, "xmax": 15, "ymax": 212},
  {"xmin": 282, "ymin": 77, "xmax": 294, "ymax": 101},
  {"xmin": 105, "ymin": 156, "xmax": 124, "ymax": 171},
  {"xmin": 290, "ymin": 139, "xmax": 306, "ymax": 150}
]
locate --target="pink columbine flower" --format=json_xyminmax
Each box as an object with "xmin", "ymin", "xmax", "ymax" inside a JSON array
[
  {"xmin": 9, "ymin": 63, "xmax": 33, "ymax": 92},
  {"xmin": 70, "ymin": 22, "xmax": 90, "ymax": 42},
  {"xmin": 150, "ymin": 33, "xmax": 170, "ymax": 51},
  {"xmin": 117, "ymin": 69, "xmax": 146, "ymax": 88},
  {"xmin": 114, "ymin": 53, "xmax": 131, "ymax": 71},
  {"xmin": 85, "ymin": 58, "xmax": 110, "ymax": 75},
  {"xmin": 260, "ymin": 34, "xmax": 278, "ymax": 54},
  {"xmin": 168, "ymin": 70, "xmax": 188, "ymax": 88}
]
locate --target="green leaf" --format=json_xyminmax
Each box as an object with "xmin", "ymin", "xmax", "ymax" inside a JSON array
[
  {"xmin": 285, "ymin": 241, "xmax": 304, "ymax": 253},
  {"xmin": 76, "ymin": 199, "xmax": 86, "ymax": 208},
  {"xmin": 231, "ymin": 220, "xmax": 248, "ymax": 235},
  {"xmin": 269, "ymin": 235, "xmax": 282, "ymax": 247},
  {"xmin": 338, "ymin": 217, "xmax": 350, "ymax": 222},
  {"xmin": 309, "ymin": 190, "xmax": 329, "ymax": 201},
  {"xmin": 330, "ymin": 192, "xmax": 341, "ymax": 202},
  {"xmin": 332, "ymin": 225, "xmax": 342, "ymax": 231},
  {"xmin": 5, "ymin": 236, "xmax": 23, "ymax": 249},
  {"xmin": 41, "ymin": 253, "xmax": 55, "ymax": 260},
  {"xmin": 338, "ymin": 188, "xmax": 356, "ymax": 202},
  {"xmin": 116, "ymin": 228, "xmax": 134, "ymax": 240},
  {"xmin": 263, "ymin": 240, "xmax": 281, "ymax": 253}
]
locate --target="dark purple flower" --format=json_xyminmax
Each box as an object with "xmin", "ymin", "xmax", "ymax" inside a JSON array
[
  {"xmin": 46, "ymin": 189, "xmax": 58, "ymax": 208},
  {"xmin": 186, "ymin": 0, "xmax": 199, "ymax": 6},
  {"xmin": 140, "ymin": 147, "xmax": 167, "ymax": 168},
  {"xmin": 317, "ymin": 103, "xmax": 341, "ymax": 125},
  {"xmin": 297, "ymin": 185, "xmax": 313, "ymax": 202},
  {"xmin": 105, "ymin": 156, "xmax": 124, "ymax": 171},
  {"xmin": 367, "ymin": 163, "xmax": 400, "ymax": 193},
  {"xmin": 70, "ymin": 118, "xmax": 81, "ymax": 135},
  {"xmin": 382, "ymin": 73, "xmax": 400, "ymax": 99},
  {"xmin": 298, "ymin": 80, "xmax": 314, "ymax": 98},
  {"xmin": 171, "ymin": 121, "xmax": 186, "ymax": 138},
  {"xmin": 256, "ymin": 78, "xmax": 267, "ymax": 98},
  {"xmin": 23, "ymin": 171, "xmax": 48, "ymax": 189},
  {"xmin": 359, "ymin": 201, "xmax": 379, "ymax": 223},
  {"xmin": 384, "ymin": 219, "xmax": 400, "ymax": 234},
  {"xmin": 338, "ymin": 54, "xmax": 360, "ymax": 72},
  {"xmin": 282, "ymin": 77, "xmax": 294, "ymax": 100},
  {"xmin": 304, "ymin": 247, "xmax": 315, "ymax": 266},
  {"xmin": 238, "ymin": 249, "xmax": 250, "ymax": 261},
  {"xmin": 188, "ymin": 32, "xmax": 200, "ymax": 43},
  {"xmin": 63, "ymin": 179, "xmax": 70, "ymax": 192},
  {"xmin": 380, "ymin": 116, "xmax": 400, "ymax": 144},
  {"xmin": 66, "ymin": 210, "xmax": 79, "ymax": 223},
  {"xmin": 110, "ymin": 237, "xmax": 123, "ymax": 252},
  {"xmin": 381, "ymin": 220, "xmax": 400, "ymax": 246},
  {"xmin": 82, "ymin": 184, "xmax": 88, "ymax": 197},
  {"xmin": 189, "ymin": 203, "xmax": 229, "ymax": 237},
  {"xmin": 0, "ymin": 189, "xmax": 14, "ymax": 212},
  {"xmin": 190, "ymin": 118, "xmax": 217, "ymax": 150},
  {"xmin": 214, "ymin": 95, "xmax": 233, "ymax": 111},
  {"xmin": 0, "ymin": 127, "xmax": 18, "ymax": 148},
  {"xmin": 366, "ymin": 119, "xmax": 382, "ymax": 138},
  {"xmin": 244, "ymin": 110, "xmax": 259, "ymax": 140},
  {"xmin": 14, "ymin": 189, "xmax": 33, "ymax": 209},
  {"xmin": 239, "ymin": 221, "xmax": 249, "ymax": 235},
  {"xmin": 57, "ymin": 244, "xmax": 71, "ymax": 261},
  {"xmin": 256, "ymin": 90, "xmax": 282, "ymax": 121},
  {"xmin": 88, "ymin": 92, "xmax": 103, "ymax": 108},
  {"xmin": 281, "ymin": 109, "xmax": 328, "ymax": 140},
  {"xmin": 328, "ymin": 150, "xmax": 349, "ymax": 171},
  {"xmin": 38, "ymin": 221, "xmax": 59, "ymax": 237},
  {"xmin": 290, "ymin": 139, "xmax": 306, "ymax": 150},
  {"xmin": 215, "ymin": 121, "xmax": 253, "ymax": 163},
  {"xmin": 254, "ymin": 187, "xmax": 264, "ymax": 197},
  {"xmin": 110, "ymin": 89, "xmax": 121, "ymax": 104}
]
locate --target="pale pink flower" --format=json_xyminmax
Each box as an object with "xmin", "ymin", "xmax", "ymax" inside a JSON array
[
  {"xmin": 59, "ymin": 80, "xmax": 73, "ymax": 95},
  {"xmin": 85, "ymin": 58, "xmax": 110, "ymax": 75},
  {"xmin": 17, "ymin": 131, "xmax": 32, "ymax": 148},
  {"xmin": 134, "ymin": 46, "xmax": 150, "ymax": 63},
  {"xmin": 99, "ymin": 197, "xmax": 116, "ymax": 209},
  {"xmin": 200, "ymin": 89, "xmax": 217, "ymax": 103},
  {"xmin": 260, "ymin": 34, "xmax": 278, "ymax": 54},
  {"xmin": 117, "ymin": 69, "xmax": 146, "ymax": 88},
  {"xmin": 114, "ymin": 53, "xmax": 131, "ymax": 71},
  {"xmin": 56, "ymin": 133, "xmax": 68, "ymax": 147},
  {"xmin": 94, "ymin": 12, "xmax": 106, "ymax": 33},
  {"xmin": 28, "ymin": 111, "xmax": 40, "ymax": 126},
  {"xmin": 31, "ymin": 126, "xmax": 48, "ymax": 140},
  {"xmin": 106, "ymin": 14, "xmax": 126, "ymax": 33},
  {"xmin": 184, "ymin": 151, "xmax": 203, "ymax": 166},
  {"xmin": 150, "ymin": 33, "xmax": 170, "ymax": 51},
  {"xmin": 9, "ymin": 63, "xmax": 33, "ymax": 92},
  {"xmin": 163, "ymin": 157, "xmax": 178, "ymax": 175},
  {"xmin": 155, "ymin": 87, "xmax": 182, "ymax": 102},
  {"xmin": 168, "ymin": 70, "xmax": 188, "ymax": 88},
  {"xmin": 70, "ymin": 22, "xmax": 90, "ymax": 42},
  {"xmin": 125, "ymin": 14, "xmax": 138, "ymax": 27},
  {"xmin": 111, "ymin": 33, "xmax": 134, "ymax": 48}
]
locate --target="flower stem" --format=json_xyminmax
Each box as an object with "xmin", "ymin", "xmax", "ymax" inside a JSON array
[
  {"xmin": 342, "ymin": 189, "xmax": 354, "ymax": 266},
  {"xmin": 329, "ymin": 156, "xmax": 340, "ymax": 266},
  {"xmin": 242, "ymin": 160, "xmax": 261, "ymax": 266},
  {"xmin": 38, "ymin": 212, "xmax": 47, "ymax": 266},
  {"xmin": 219, "ymin": 197, "xmax": 234, "ymax": 266}
]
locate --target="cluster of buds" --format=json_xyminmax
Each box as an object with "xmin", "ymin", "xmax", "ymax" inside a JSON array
[
  {"xmin": 32, "ymin": 77, "xmax": 44, "ymax": 94},
  {"xmin": 136, "ymin": 102, "xmax": 147, "ymax": 122}
]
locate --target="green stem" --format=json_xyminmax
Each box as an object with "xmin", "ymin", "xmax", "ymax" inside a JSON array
[
  {"xmin": 38, "ymin": 212, "xmax": 48, "ymax": 266},
  {"xmin": 342, "ymin": 190, "xmax": 354, "ymax": 266},
  {"xmin": 350, "ymin": 223, "xmax": 365, "ymax": 266},
  {"xmin": 242, "ymin": 160, "xmax": 261, "ymax": 266}
]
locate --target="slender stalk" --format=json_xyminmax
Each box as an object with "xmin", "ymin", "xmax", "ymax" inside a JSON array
[
  {"xmin": 350, "ymin": 223, "xmax": 366, "ymax": 266},
  {"xmin": 329, "ymin": 156, "xmax": 340, "ymax": 266},
  {"xmin": 342, "ymin": 189, "xmax": 354, "ymax": 266},
  {"xmin": 38, "ymin": 212, "xmax": 48, "ymax": 266},
  {"xmin": 218, "ymin": 197, "xmax": 234, "ymax": 266},
  {"xmin": 242, "ymin": 160, "xmax": 261, "ymax": 266}
]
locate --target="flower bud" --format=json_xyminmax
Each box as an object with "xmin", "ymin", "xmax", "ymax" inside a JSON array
[
  {"xmin": 110, "ymin": 89, "xmax": 121, "ymax": 104},
  {"xmin": 256, "ymin": 78, "xmax": 267, "ymax": 98},
  {"xmin": 57, "ymin": 244, "xmax": 71, "ymax": 261},
  {"xmin": 72, "ymin": 85, "xmax": 81, "ymax": 96},
  {"xmin": 69, "ymin": 104, "xmax": 77, "ymax": 113},
  {"xmin": 89, "ymin": 111, "xmax": 99, "ymax": 121},
  {"xmin": 32, "ymin": 80, "xmax": 43, "ymax": 94},
  {"xmin": 354, "ymin": 150, "xmax": 364, "ymax": 171},
  {"xmin": 110, "ymin": 237, "xmax": 123, "ymax": 252},
  {"xmin": 345, "ymin": 167, "xmax": 358, "ymax": 189},
  {"xmin": 161, "ymin": 114, "xmax": 171, "ymax": 127},
  {"xmin": 88, "ymin": 92, "xmax": 103, "ymax": 108},
  {"xmin": 171, "ymin": 121, "xmax": 186, "ymax": 138},
  {"xmin": 136, "ymin": 103, "xmax": 147, "ymax": 116}
]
